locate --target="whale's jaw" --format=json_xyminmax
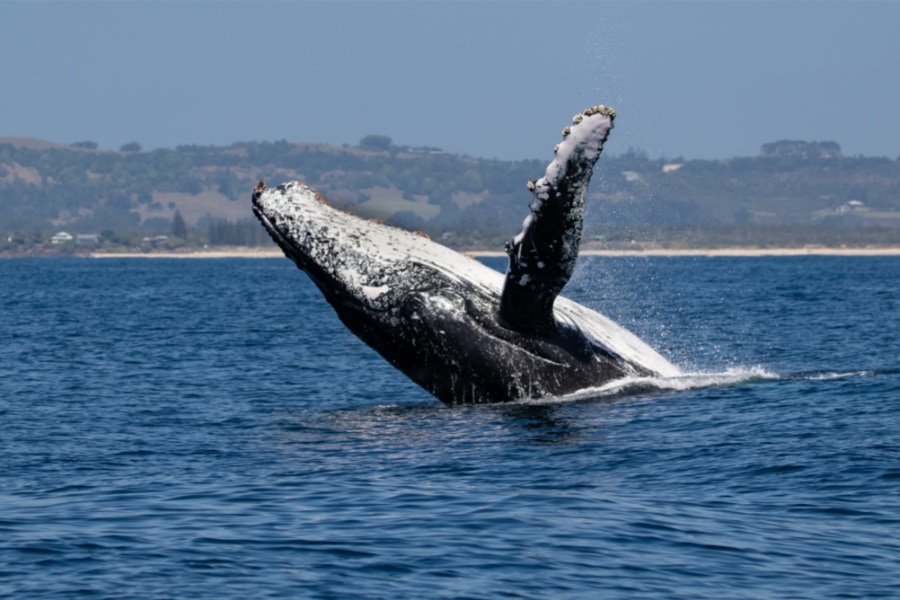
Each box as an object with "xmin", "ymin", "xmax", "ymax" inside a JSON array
[{"xmin": 252, "ymin": 180, "xmax": 505, "ymax": 316}]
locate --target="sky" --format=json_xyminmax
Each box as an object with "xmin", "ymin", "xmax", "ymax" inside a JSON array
[{"xmin": 2, "ymin": 1, "xmax": 899, "ymax": 161}]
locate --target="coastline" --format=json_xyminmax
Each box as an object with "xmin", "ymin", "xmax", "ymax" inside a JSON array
[
  {"xmin": 87, "ymin": 246, "xmax": 900, "ymax": 259},
  {"xmin": 91, "ymin": 248, "xmax": 287, "ymax": 259}
]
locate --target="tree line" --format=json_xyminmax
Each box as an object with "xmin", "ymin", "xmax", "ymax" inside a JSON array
[{"xmin": 2, "ymin": 135, "xmax": 899, "ymax": 252}]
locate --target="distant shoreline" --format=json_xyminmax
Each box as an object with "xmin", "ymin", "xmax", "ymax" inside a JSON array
[{"xmin": 87, "ymin": 246, "xmax": 900, "ymax": 259}]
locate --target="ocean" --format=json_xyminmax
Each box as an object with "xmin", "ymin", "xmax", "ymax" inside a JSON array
[{"xmin": 1, "ymin": 255, "xmax": 898, "ymax": 598}]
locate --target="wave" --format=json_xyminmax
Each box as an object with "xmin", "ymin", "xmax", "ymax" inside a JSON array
[
  {"xmin": 517, "ymin": 366, "xmax": 884, "ymax": 406},
  {"xmin": 516, "ymin": 366, "xmax": 775, "ymax": 405},
  {"xmin": 787, "ymin": 370, "xmax": 877, "ymax": 381}
]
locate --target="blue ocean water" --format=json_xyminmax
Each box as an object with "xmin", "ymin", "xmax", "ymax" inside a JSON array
[{"xmin": 1, "ymin": 255, "xmax": 898, "ymax": 599}]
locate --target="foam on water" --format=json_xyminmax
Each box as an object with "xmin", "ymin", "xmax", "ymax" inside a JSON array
[
  {"xmin": 790, "ymin": 370, "xmax": 877, "ymax": 381},
  {"xmin": 518, "ymin": 366, "xmax": 886, "ymax": 407},
  {"xmin": 518, "ymin": 366, "xmax": 779, "ymax": 406}
]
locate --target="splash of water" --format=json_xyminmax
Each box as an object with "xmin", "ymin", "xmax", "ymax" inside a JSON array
[
  {"xmin": 518, "ymin": 366, "xmax": 883, "ymax": 406},
  {"xmin": 519, "ymin": 366, "xmax": 777, "ymax": 405}
]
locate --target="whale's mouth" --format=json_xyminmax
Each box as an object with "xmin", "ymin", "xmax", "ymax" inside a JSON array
[
  {"xmin": 252, "ymin": 195, "xmax": 341, "ymax": 303},
  {"xmin": 252, "ymin": 202, "xmax": 300, "ymax": 264},
  {"xmin": 252, "ymin": 189, "xmax": 328, "ymax": 281},
  {"xmin": 252, "ymin": 188, "xmax": 396, "ymax": 314},
  {"xmin": 252, "ymin": 188, "xmax": 297, "ymax": 257}
]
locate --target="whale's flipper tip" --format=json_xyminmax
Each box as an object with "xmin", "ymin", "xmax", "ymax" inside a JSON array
[{"xmin": 498, "ymin": 105, "xmax": 615, "ymax": 335}]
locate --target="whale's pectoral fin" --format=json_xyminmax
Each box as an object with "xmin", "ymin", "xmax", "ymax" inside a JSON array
[{"xmin": 498, "ymin": 106, "xmax": 616, "ymax": 336}]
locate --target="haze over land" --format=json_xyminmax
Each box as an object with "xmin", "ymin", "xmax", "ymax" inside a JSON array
[{"xmin": 2, "ymin": 135, "xmax": 898, "ymax": 254}]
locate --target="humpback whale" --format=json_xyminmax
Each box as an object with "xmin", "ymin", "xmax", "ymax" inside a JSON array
[{"xmin": 252, "ymin": 106, "xmax": 681, "ymax": 404}]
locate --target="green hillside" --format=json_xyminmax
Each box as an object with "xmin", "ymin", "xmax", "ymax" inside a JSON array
[{"xmin": 1, "ymin": 136, "xmax": 899, "ymax": 254}]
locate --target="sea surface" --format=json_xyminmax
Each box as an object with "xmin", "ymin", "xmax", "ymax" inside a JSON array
[{"xmin": 1, "ymin": 255, "xmax": 898, "ymax": 599}]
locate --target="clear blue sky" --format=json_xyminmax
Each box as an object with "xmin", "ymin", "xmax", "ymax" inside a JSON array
[{"xmin": 2, "ymin": 1, "xmax": 898, "ymax": 160}]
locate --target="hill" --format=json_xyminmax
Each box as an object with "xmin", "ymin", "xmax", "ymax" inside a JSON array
[{"xmin": 1, "ymin": 136, "xmax": 899, "ymax": 253}]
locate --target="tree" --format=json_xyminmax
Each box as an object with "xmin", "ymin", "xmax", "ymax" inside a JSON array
[
  {"xmin": 71, "ymin": 141, "xmax": 98, "ymax": 150},
  {"xmin": 120, "ymin": 141, "xmax": 142, "ymax": 153},
  {"xmin": 171, "ymin": 209, "xmax": 187, "ymax": 239},
  {"xmin": 760, "ymin": 140, "xmax": 842, "ymax": 158},
  {"xmin": 359, "ymin": 134, "xmax": 392, "ymax": 151}
]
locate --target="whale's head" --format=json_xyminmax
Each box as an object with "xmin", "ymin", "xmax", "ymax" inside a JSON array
[{"xmin": 252, "ymin": 181, "xmax": 500, "ymax": 317}]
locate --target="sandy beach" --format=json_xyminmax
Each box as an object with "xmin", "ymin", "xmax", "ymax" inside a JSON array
[
  {"xmin": 580, "ymin": 247, "xmax": 900, "ymax": 257},
  {"xmin": 90, "ymin": 246, "xmax": 900, "ymax": 259},
  {"xmin": 91, "ymin": 248, "xmax": 287, "ymax": 259}
]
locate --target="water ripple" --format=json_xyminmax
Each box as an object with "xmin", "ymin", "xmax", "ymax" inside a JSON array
[{"xmin": 1, "ymin": 257, "xmax": 899, "ymax": 599}]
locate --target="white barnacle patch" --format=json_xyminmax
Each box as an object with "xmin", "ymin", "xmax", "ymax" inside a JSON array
[
  {"xmin": 531, "ymin": 180, "xmax": 551, "ymax": 212},
  {"xmin": 362, "ymin": 284, "xmax": 391, "ymax": 300},
  {"xmin": 429, "ymin": 294, "xmax": 457, "ymax": 314},
  {"xmin": 337, "ymin": 266, "xmax": 391, "ymax": 304},
  {"xmin": 512, "ymin": 214, "xmax": 534, "ymax": 246},
  {"xmin": 544, "ymin": 161, "xmax": 561, "ymax": 184}
]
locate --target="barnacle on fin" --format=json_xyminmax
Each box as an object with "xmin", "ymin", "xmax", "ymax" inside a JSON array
[{"xmin": 583, "ymin": 104, "xmax": 616, "ymax": 119}]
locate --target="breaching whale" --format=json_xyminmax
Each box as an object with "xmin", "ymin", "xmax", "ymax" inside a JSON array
[{"xmin": 252, "ymin": 105, "xmax": 680, "ymax": 404}]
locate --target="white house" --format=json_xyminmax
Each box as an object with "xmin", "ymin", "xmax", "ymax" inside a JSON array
[
  {"xmin": 76, "ymin": 234, "xmax": 99, "ymax": 245},
  {"xmin": 51, "ymin": 231, "xmax": 74, "ymax": 244}
]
